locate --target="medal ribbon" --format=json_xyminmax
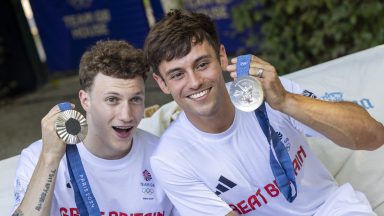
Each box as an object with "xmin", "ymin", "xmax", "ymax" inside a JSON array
[
  {"xmin": 236, "ymin": 54, "xmax": 252, "ymax": 78},
  {"xmin": 58, "ymin": 102, "xmax": 101, "ymax": 215},
  {"xmin": 235, "ymin": 56, "xmax": 297, "ymax": 202},
  {"xmin": 254, "ymin": 103, "xmax": 297, "ymax": 202}
]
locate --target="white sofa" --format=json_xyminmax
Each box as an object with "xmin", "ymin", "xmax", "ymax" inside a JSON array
[{"xmin": 1, "ymin": 45, "xmax": 383, "ymax": 215}]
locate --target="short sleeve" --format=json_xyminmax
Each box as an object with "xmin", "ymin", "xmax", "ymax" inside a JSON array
[
  {"xmin": 13, "ymin": 141, "xmax": 42, "ymax": 211},
  {"xmin": 280, "ymin": 77, "xmax": 326, "ymax": 138}
]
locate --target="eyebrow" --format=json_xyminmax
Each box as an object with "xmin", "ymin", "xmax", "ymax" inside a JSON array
[
  {"xmin": 165, "ymin": 67, "xmax": 183, "ymax": 78},
  {"xmin": 193, "ymin": 55, "xmax": 211, "ymax": 68},
  {"xmin": 164, "ymin": 54, "xmax": 212, "ymax": 78},
  {"xmin": 133, "ymin": 91, "xmax": 145, "ymax": 96},
  {"xmin": 104, "ymin": 90, "xmax": 144, "ymax": 96}
]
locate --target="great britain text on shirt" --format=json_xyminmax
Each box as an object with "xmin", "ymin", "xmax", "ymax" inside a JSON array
[
  {"xmin": 59, "ymin": 207, "xmax": 166, "ymax": 216},
  {"xmin": 229, "ymin": 145, "xmax": 307, "ymax": 215}
]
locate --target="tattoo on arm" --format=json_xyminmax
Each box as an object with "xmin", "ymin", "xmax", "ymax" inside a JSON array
[
  {"xmin": 35, "ymin": 169, "xmax": 57, "ymax": 211},
  {"xmin": 12, "ymin": 209, "xmax": 24, "ymax": 216}
]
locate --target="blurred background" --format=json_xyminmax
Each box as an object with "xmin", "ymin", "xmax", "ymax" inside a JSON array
[{"xmin": 1, "ymin": 0, "xmax": 384, "ymax": 160}]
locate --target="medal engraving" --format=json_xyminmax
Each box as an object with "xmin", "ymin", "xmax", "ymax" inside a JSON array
[
  {"xmin": 230, "ymin": 76, "xmax": 264, "ymax": 112},
  {"xmin": 55, "ymin": 109, "xmax": 87, "ymax": 144}
]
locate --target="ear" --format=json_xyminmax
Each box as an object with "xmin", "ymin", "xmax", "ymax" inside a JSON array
[
  {"xmin": 79, "ymin": 89, "xmax": 90, "ymax": 112},
  {"xmin": 219, "ymin": 44, "xmax": 229, "ymax": 71},
  {"xmin": 153, "ymin": 73, "xmax": 171, "ymax": 94}
]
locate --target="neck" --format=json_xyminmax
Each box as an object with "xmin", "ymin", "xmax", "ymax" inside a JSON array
[
  {"xmin": 187, "ymin": 94, "xmax": 235, "ymax": 134},
  {"xmin": 82, "ymin": 134, "xmax": 132, "ymax": 160}
]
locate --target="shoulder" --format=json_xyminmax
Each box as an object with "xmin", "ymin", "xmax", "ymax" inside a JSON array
[
  {"xmin": 135, "ymin": 128, "xmax": 159, "ymax": 144},
  {"xmin": 280, "ymin": 77, "xmax": 318, "ymax": 99},
  {"xmin": 19, "ymin": 139, "xmax": 43, "ymax": 161},
  {"xmin": 151, "ymin": 113, "xmax": 196, "ymax": 169},
  {"xmin": 155, "ymin": 113, "xmax": 193, "ymax": 154},
  {"xmin": 279, "ymin": 77, "xmax": 303, "ymax": 94},
  {"xmin": 133, "ymin": 128, "xmax": 160, "ymax": 153},
  {"xmin": 15, "ymin": 140, "xmax": 44, "ymax": 184}
]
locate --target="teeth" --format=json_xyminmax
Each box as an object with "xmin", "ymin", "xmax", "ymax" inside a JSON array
[
  {"xmin": 189, "ymin": 89, "xmax": 208, "ymax": 99},
  {"xmin": 114, "ymin": 126, "xmax": 131, "ymax": 130}
]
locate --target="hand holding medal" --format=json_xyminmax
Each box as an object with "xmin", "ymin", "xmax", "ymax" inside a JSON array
[
  {"xmin": 55, "ymin": 102, "xmax": 87, "ymax": 144},
  {"xmin": 56, "ymin": 102, "xmax": 100, "ymax": 214},
  {"xmin": 229, "ymin": 54, "xmax": 264, "ymax": 112}
]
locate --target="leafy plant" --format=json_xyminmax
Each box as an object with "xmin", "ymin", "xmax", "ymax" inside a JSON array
[{"xmin": 231, "ymin": 0, "xmax": 384, "ymax": 74}]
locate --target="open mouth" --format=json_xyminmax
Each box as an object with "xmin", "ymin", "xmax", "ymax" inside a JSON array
[
  {"xmin": 112, "ymin": 126, "xmax": 133, "ymax": 138},
  {"xmin": 188, "ymin": 88, "xmax": 211, "ymax": 100}
]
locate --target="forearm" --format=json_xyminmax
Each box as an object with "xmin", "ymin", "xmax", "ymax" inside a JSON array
[
  {"xmin": 279, "ymin": 93, "xmax": 384, "ymax": 150},
  {"xmin": 13, "ymin": 153, "xmax": 60, "ymax": 216}
]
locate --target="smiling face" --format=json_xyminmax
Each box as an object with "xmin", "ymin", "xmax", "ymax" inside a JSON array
[
  {"xmin": 79, "ymin": 73, "xmax": 145, "ymax": 159},
  {"xmin": 153, "ymin": 41, "xmax": 232, "ymax": 131}
]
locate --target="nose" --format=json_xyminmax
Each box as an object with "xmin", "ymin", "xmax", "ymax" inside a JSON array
[
  {"xmin": 189, "ymin": 71, "xmax": 203, "ymax": 90},
  {"xmin": 119, "ymin": 102, "xmax": 133, "ymax": 123}
]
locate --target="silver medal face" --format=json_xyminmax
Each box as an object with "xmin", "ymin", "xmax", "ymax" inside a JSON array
[
  {"xmin": 229, "ymin": 76, "xmax": 264, "ymax": 112},
  {"xmin": 55, "ymin": 110, "xmax": 87, "ymax": 144}
]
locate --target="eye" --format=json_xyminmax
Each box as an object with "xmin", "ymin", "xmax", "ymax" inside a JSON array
[
  {"xmin": 196, "ymin": 61, "xmax": 209, "ymax": 71},
  {"xmin": 105, "ymin": 97, "xmax": 118, "ymax": 104},
  {"xmin": 131, "ymin": 96, "xmax": 144, "ymax": 104},
  {"xmin": 169, "ymin": 71, "xmax": 184, "ymax": 80}
]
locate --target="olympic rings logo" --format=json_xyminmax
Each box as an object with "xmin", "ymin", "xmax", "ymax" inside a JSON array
[{"xmin": 142, "ymin": 188, "xmax": 154, "ymax": 194}]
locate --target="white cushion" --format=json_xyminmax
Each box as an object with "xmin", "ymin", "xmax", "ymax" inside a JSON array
[{"xmin": 0, "ymin": 155, "xmax": 19, "ymax": 215}]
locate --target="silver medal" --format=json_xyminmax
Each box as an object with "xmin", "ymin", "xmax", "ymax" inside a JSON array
[
  {"xmin": 55, "ymin": 109, "xmax": 87, "ymax": 144},
  {"xmin": 229, "ymin": 76, "xmax": 264, "ymax": 112}
]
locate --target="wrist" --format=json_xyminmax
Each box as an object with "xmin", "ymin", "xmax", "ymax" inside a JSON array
[
  {"xmin": 40, "ymin": 149, "xmax": 65, "ymax": 167},
  {"xmin": 275, "ymin": 92, "xmax": 296, "ymax": 114}
]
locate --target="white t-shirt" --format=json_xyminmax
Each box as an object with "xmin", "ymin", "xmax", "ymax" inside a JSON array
[
  {"xmin": 150, "ymin": 78, "xmax": 374, "ymax": 216},
  {"xmin": 14, "ymin": 129, "xmax": 177, "ymax": 216}
]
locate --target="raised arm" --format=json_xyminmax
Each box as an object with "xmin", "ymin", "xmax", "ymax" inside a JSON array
[
  {"xmin": 227, "ymin": 55, "xmax": 384, "ymax": 150},
  {"xmin": 278, "ymin": 93, "xmax": 384, "ymax": 150},
  {"xmin": 13, "ymin": 105, "xmax": 69, "ymax": 216}
]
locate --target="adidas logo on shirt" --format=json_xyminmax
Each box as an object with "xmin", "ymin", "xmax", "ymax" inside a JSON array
[{"xmin": 215, "ymin": 175, "xmax": 237, "ymax": 196}]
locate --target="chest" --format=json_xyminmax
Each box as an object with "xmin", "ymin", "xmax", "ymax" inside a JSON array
[
  {"xmin": 182, "ymin": 120, "xmax": 311, "ymax": 210},
  {"xmin": 52, "ymin": 159, "xmax": 171, "ymax": 215}
]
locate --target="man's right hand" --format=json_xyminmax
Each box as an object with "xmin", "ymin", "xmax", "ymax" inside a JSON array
[{"xmin": 41, "ymin": 104, "xmax": 74, "ymax": 159}]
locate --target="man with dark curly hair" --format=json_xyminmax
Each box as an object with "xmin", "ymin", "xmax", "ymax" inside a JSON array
[{"xmin": 12, "ymin": 40, "xmax": 178, "ymax": 216}]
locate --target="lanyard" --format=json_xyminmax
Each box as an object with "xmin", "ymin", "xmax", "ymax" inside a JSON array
[
  {"xmin": 58, "ymin": 102, "xmax": 101, "ymax": 215},
  {"xmin": 66, "ymin": 145, "xmax": 101, "ymax": 215},
  {"xmin": 254, "ymin": 103, "xmax": 297, "ymax": 202}
]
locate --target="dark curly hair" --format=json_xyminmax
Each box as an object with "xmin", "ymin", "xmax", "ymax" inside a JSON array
[
  {"xmin": 79, "ymin": 40, "xmax": 148, "ymax": 91},
  {"xmin": 144, "ymin": 9, "xmax": 220, "ymax": 76}
]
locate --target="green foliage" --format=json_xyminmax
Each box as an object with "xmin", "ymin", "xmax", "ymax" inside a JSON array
[{"xmin": 231, "ymin": 0, "xmax": 384, "ymax": 74}]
